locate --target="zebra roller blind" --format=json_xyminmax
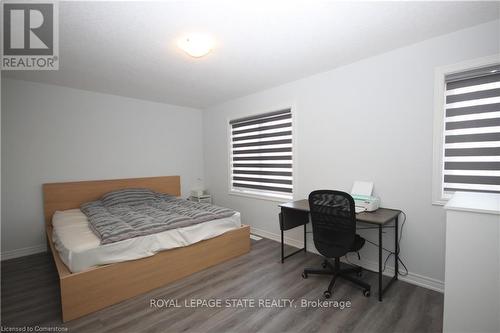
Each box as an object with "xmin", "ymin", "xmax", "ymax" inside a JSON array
[
  {"xmin": 229, "ymin": 109, "xmax": 293, "ymax": 199},
  {"xmin": 443, "ymin": 64, "xmax": 500, "ymax": 196}
]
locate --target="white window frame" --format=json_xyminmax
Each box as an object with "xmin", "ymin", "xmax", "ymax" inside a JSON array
[
  {"xmin": 227, "ymin": 106, "xmax": 297, "ymax": 203},
  {"xmin": 432, "ymin": 54, "xmax": 500, "ymax": 205}
]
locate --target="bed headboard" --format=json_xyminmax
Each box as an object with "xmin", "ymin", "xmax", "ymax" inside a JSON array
[{"xmin": 42, "ymin": 176, "xmax": 181, "ymax": 226}]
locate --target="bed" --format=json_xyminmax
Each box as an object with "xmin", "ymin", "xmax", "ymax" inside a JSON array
[{"xmin": 43, "ymin": 176, "xmax": 250, "ymax": 322}]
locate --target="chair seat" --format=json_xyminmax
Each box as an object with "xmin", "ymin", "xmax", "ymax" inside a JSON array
[{"xmin": 350, "ymin": 234, "xmax": 365, "ymax": 252}]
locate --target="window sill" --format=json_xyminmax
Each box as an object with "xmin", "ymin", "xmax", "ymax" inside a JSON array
[
  {"xmin": 228, "ymin": 190, "xmax": 292, "ymax": 204},
  {"xmin": 444, "ymin": 192, "xmax": 500, "ymax": 215},
  {"xmin": 432, "ymin": 199, "xmax": 448, "ymax": 206}
]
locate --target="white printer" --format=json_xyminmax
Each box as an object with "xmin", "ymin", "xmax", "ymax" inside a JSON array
[{"xmin": 351, "ymin": 181, "xmax": 380, "ymax": 213}]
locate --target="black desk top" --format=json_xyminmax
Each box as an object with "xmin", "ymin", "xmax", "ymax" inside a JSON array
[{"xmin": 279, "ymin": 199, "xmax": 401, "ymax": 225}]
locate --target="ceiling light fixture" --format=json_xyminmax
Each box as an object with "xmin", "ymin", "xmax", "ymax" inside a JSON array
[{"xmin": 177, "ymin": 33, "xmax": 214, "ymax": 58}]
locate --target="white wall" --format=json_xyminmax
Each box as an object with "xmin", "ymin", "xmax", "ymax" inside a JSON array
[
  {"xmin": 1, "ymin": 79, "xmax": 204, "ymax": 259},
  {"xmin": 443, "ymin": 193, "xmax": 500, "ymax": 333},
  {"xmin": 202, "ymin": 20, "xmax": 500, "ymax": 291}
]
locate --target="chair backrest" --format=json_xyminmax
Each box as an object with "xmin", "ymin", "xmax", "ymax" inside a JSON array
[{"xmin": 308, "ymin": 190, "xmax": 357, "ymax": 258}]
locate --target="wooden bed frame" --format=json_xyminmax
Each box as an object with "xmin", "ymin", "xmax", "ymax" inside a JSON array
[{"xmin": 43, "ymin": 176, "xmax": 250, "ymax": 322}]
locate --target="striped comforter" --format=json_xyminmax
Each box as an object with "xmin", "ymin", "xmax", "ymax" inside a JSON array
[{"xmin": 81, "ymin": 194, "xmax": 235, "ymax": 244}]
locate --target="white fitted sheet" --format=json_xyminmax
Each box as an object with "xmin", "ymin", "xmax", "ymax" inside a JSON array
[{"xmin": 52, "ymin": 209, "xmax": 241, "ymax": 273}]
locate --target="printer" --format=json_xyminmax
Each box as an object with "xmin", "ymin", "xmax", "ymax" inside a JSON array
[
  {"xmin": 351, "ymin": 181, "xmax": 380, "ymax": 213},
  {"xmin": 352, "ymin": 194, "xmax": 380, "ymax": 213}
]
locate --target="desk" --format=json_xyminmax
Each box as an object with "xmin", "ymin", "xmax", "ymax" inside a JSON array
[{"xmin": 279, "ymin": 199, "xmax": 401, "ymax": 301}]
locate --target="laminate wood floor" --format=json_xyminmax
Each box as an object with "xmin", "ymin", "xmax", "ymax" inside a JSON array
[{"xmin": 1, "ymin": 238, "xmax": 443, "ymax": 333}]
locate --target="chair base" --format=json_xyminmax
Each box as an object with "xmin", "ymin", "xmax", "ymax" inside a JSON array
[{"xmin": 303, "ymin": 258, "xmax": 371, "ymax": 298}]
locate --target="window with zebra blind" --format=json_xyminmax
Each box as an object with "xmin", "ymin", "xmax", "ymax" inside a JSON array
[
  {"xmin": 440, "ymin": 63, "xmax": 500, "ymax": 199},
  {"xmin": 229, "ymin": 109, "xmax": 293, "ymax": 200}
]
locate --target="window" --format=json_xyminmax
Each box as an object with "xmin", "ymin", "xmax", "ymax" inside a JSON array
[
  {"xmin": 229, "ymin": 108, "xmax": 293, "ymax": 200},
  {"xmin": 433, "ymin": 59, "xmax": 500, "ymax": 203}
]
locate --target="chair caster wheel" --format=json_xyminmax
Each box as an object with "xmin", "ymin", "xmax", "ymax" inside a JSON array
[
  {"xmin": 321, "ymin": 261, "xmax": 328, "ymax": 269},
  {"xmin": 363, "ymin": 289, "xmax": 370, "ymax": 297},
  {"xmin": 324, "ymin": 291, "xmax": 332, "ymax": 299},
  {"xmin": 302, "ymin": 272, "xmax": 308, "ymax": 279}
]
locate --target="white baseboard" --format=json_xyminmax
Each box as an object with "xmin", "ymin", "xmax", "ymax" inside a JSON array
[
  {"xmin": 342, "ymin": 255, "xmax": 445, "ymax": 293},
  {"xmin": 1, "ymin": 244, "xmax": 47, "ymax": 261},
  {"xmin": 250, "ymin": 227, "xmax": 444, "ymax": 293},
  {"xmin": 251, "ymin": 227, "xmax": 304, "ymax": 249}
]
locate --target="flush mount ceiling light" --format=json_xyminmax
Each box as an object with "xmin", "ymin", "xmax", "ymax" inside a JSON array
[{"xmin": 177, "ymin": 33, "xmax": 214, "ymax": 58}]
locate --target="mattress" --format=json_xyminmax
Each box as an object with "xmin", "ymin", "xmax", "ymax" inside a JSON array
[{"xmin": 52, "ymin": 209, "xmax": 241, "ymax": 273}]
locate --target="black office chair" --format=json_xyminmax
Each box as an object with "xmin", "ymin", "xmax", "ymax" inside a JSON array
[{"xmin": 302, "ymin": 190, "xmax": 371, "ymax": 298}]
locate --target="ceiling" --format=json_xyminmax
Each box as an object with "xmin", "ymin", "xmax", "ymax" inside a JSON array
[{"xmin": 4, "ymin": 1, "xmax": 500, "ymax": 108}]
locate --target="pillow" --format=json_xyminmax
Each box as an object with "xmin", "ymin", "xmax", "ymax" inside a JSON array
[{"xmin": 101, "ymin": 188, "xmax": 157, "ymax": 207}]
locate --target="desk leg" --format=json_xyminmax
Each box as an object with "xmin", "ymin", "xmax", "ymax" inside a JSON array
[
  {"xmin": 395, "ymin": 216, "xmax": 399, "ymax": 280},
  {"xmin": 279, "ymin": 208, "xmax": 308, "ymax": 263},
  {"xmin": 281, "ymin": 229, "xmax": 284, "ymax": 264},
  {"xmin": 378, "ymin": 217, "xmax": 400, "ymax": 301},
  {"xmin": 378, "ymin": 224, "xmax": 383, "ymax": 302},
  {"xmin": 303, "ymin": 224, "xmax": 307, "ymax": 253},
  {"xmin": 280, "ymin": 212, "xmax": 284, "ymax": 264}
]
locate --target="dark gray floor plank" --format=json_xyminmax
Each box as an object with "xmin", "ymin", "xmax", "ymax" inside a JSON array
[{"xmin": 1, "ymin": 238, "xmax": 443, "ymax": 333}]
